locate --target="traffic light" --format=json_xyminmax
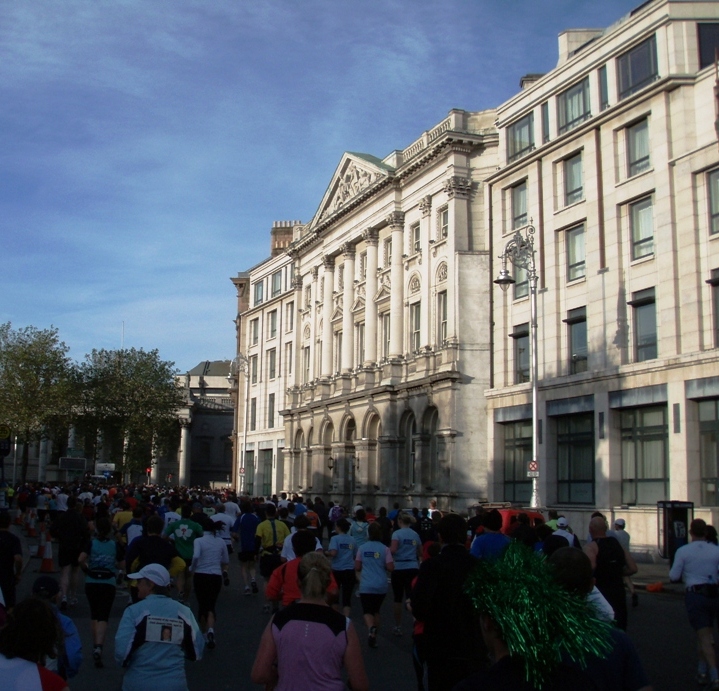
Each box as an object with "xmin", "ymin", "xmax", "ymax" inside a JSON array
[{"xmin": 146, "ymin": 467, "xmax": 151, "ymax": 474}]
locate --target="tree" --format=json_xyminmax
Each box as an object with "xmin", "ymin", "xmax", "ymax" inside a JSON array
[
  {"xmin": 77, "ymin": 348, "xmax": 185, "ymax": 478},
  {"xmin": 0, "ymin": 323, "xmax": 78, "ymax": 481}
]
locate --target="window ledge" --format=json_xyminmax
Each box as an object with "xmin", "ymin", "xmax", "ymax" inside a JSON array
[
  {"xmin": 566, "ymin": 276, "xmax": 586, "ymax": 287},
  {"xmin": 618, "ymin": 167, "xmax": 654, "ymax": 188},
  {"xmin": 630, "ymin": 254, "xmax": 655, "ymax": 267},
  {"xmin": 555, "ymin": 198, "xmax": 585, "ymax": 216}
]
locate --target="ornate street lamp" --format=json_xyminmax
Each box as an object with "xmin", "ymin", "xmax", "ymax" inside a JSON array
[{"xmin": 495, "ymin": 223, "xmax": 541, "ymax": 509}]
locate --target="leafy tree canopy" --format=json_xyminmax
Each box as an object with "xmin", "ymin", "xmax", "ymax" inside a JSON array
[{"xmin": 0, "ymin": 322, "xmax": 78, "ymax": 441}]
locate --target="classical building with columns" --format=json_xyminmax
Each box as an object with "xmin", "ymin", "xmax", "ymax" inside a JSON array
[
  {"xmin": 231, "ymin": 109, "xmax": 499, "ymax": 509},
  {"xmin": 485, "ymin": 0, "xmax": 719, "ymax": 550},
  {"xmin": 172, "ymin": 360, "xmax": 234, "ymax": 487}
]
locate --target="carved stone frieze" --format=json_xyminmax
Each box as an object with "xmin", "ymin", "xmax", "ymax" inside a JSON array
[
  {"xmin": 386, "ymin": 211, "xmax": 405, "ymax": 229},
  {"xmin": 443, "ymin": 176, "xmax": 472, "ymax": 199},
  {"xmin": 419, "ymin": 195, "xmax": 432, "ymax": 217},
  {"xmin": 341, "ymin": 242, "xmax": 356, "ymax": 259},
  {"xmin": 322, "ymin": 255, "xmax": 335, "ymax": 270},
  {"xmin": 319, "ymin": 163, "xmax": 381, "ymax": 220},
  {"xmin": 362, "ymin": 228, "xmax": 380, "ymax": 245}
]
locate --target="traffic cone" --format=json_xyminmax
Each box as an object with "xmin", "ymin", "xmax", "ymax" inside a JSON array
[
  {"xmin": 27, "ymin": 510, "xmax": 37, "ymax": 538},
  {"xmin": 14, "ymin": 509, "xmax": 23, "ymax": 526},
  {"xmin": 35, "ymin": 527, "xmax": 46, "ymax": 559},
  {"xmin": 39, "ymin": 528, "xmax": 56, "ymax": 573}
]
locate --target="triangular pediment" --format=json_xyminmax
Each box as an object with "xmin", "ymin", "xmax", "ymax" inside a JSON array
[
  {"xmin": 351, "ymin": 296, "xmax": 365, "ymax": 312},
  {"xmin": 312, "ymin": 153, "xmax": 393, "ymax": 226},
  {"xmin": 374, "ymin": 275, "xmax": 391, "ymax": 302}
]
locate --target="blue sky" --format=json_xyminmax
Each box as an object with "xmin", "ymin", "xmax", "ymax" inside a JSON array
[{"xmin": 1, "ymin": 0, "xmax": 640, "ymax": 373}]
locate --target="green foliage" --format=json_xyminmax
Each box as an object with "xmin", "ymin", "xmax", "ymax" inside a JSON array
[
  {"xmin": 77, "ymin": 348, "xmax": 185, "ymax": 474},
  {"xmin": 0, "ymin": 322, "xmax": 78, "ymax": 442}
]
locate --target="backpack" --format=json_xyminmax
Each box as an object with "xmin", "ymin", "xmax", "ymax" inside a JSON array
[{"xmin": 328, "ymin": 505, "xmax": 343, "ymax": 522}]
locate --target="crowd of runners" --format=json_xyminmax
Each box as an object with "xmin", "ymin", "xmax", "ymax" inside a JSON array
[{"xmin": 0, "ymin": 479, "xmax": 709, "ymax": 690}]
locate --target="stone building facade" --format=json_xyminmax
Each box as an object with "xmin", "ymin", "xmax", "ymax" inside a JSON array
[
  {"xmin": 485, "ymin": 0, "xmax": 719, "ymax": 549},
  {"xmin": 232, "ymin": 109, "xmax": 499, "ymax": 509},
  {"xmin": 231, "ymin": 0, "xmax": 719, "ymax": 550}
]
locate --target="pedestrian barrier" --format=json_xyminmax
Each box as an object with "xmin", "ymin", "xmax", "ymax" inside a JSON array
[{"xmin": 38, "ymin": 528, "xmax": 56, "ymax": 573}]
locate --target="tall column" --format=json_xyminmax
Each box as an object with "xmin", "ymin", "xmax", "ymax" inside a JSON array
[
  {"xmin": 38, "ymin": 435, "xmax": 49, "ymax": 483},
  {"xmin": 321, "ymin": 256, "xmax": 335, "ymax": 377},
  {"xmin": 179, "ymin": 418, "xmax": 191, "ymax": 486},
  {"xmin": 419, "ymin": 195, "xmax": 432, "ymax": 347},
  {"xmin": 341, "ymin": 243, "xmax": 355, "ymax": 371},
  {"xmin": 363, "ymin": 229, "xmax": 379, "ymax": 363},
  {"xmin": 388, "ymin": 211, "xmax": 406, "ymax": 357}
]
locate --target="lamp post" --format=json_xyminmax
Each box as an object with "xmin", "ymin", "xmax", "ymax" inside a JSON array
[
  {"xmin": 228, "ymin": 353, "xmax": 250, "ymax": 495},
  {"xmin": 348, "ymin": 453, "xmax": 360, "ymax": 511},
  {"xmin": 494, "ymin": 223, "xmax": 541, "ymax": 509}
]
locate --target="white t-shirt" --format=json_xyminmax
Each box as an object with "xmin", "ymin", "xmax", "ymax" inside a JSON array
[
  {"xmin": 223, "ymin": 501, "xmax": 240, "ymax": 519},
  {"xmin": 670, "ymin": 539, "xmax": 719, "ymax": 588},
  {"xmin": 211, "ymin": 513, "xmax": 235, "ymax": 545},
  {"xmin": 191, "ymin": 534, "xmax": 229, "ymax": 576},
  {"xmin": 280, "ymin": 528, "xmax": 323, "ymax": 561},
  {"xmin": 163, "ymin": 511, "xmax": 181, "ymax": 528}
]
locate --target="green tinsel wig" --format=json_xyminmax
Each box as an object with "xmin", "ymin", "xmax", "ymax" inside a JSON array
[{"xmin": 464, "ymin": 541, "xmax": 613, "ymax": 689}]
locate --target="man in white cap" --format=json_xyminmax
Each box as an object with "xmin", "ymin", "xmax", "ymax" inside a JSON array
[
  {"xmin": 553, "ymin": 517, "xmax": 581, "ymax": 548},
  {"xmin": 115, "ymin": 564, "xmax": 204, "ymax": 691},
  {"xmin": 614, "ymin": 518, "xmax": 638, "ymax": 607}
]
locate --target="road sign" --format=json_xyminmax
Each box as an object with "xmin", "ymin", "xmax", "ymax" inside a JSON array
[
  {"xmin": 239, "ymin": 467, "xmax": 245, "ymax": 474},
  {"xmin": 528, "ymin": 460, "xmax": 538, "ymax": 472},
  {"xmin": 103, "ymin": 471, "xmax": 112, "ymax": 479},
  {"xmin": 95, "ymin": 462, "xmax": 116, "ymax": 472}
]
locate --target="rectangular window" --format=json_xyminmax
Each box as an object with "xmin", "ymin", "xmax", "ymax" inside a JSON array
[
  {"xmin": 630, "ymin": 196, "xmax": 654, "ymax": 260},
  {"xmin": 439, "ymin": 207, "xmax": 449, "ymax": 239},
  {"xmin": 356, "ymin": 322, "xmax": 365, "ymax": 366},
  {"xmin": 250, "ymin": 398, "xmax": 257, "ymax": 431},
  {"xmin": 250, "ymin": 319, "xmax": 259, "ymax": 346},
  {"xmin": 268, "ymin": 310, "xmax": 277, "ymax": 339},
  {"xmin": 267, "ymin": 348, "xmax": 276, "ymax": 379},
  {"xmin": 599, "ymin": 65, "xmax": 609, "ymax": 110},
  {"xmin": 271, "ymin": 270, "xmax": 282, "ymax": 298},
  {"xmin": 267, "ymin": 393, "xmax": 275, "ymax": 428},
  {"xmin": 627, "ymin": 119, "xmax": 650, "ymax": 177},
  {"xmin": 411, "ymin": 223, "xmax": 421, "ymax": 254},
  {"xmin": 253, "ymin": 281, "xmax": 264, "ymax": 306},
  {"xmin": 385, "ymin": 238, "xmax": 393, "ymax": 267},
  {"xmin": 565, "ymin": 306, "xmax": 588, "ymax": 374},
  {"xmin": 503, "ymin": 420, "xmax": 532, "ymax": 503},
  {"xmin": 708, "ymin": 269, "xmax": 719, "ymax": 348},
  {"xmin": 382, "ymin": 313, "xmax": 391, "ymax": 358},
  {"xmin": 261, "ymin": 449, "xmax": 273, "ymax": 497},
  {"xmin": 564, "ymin": 153, "xmax": 583, "ymax": 205},
  {"xmin": 302, "ymin": 346, "xmax": 310, "ymax": 383},
  {"xmin": 511, "ymin": 323, "xmax": 530, "ymax": 384},
  {"xmin": 557, "ymin": 413, "xmax": 595, "ymax": 503},
  {"xmin": 566, "ymin": 224, "xmax": 586, "ymax": 281},
  {"xmin": 630, "ymin": 287, "xmax": 657, "ymax": 361},
  {"xmin": 698, "ymin": 23, "xmax": 719, "ymax": 70},
  {"xmin": 709, "ymin": 170, "xmax": 719, "ymax": 235},
  {"xmin": 621, "ymin": 405, "xmax": 668, "ymax": 505},
  {"xmin": 250, "ymin": 355, "xmax": 258, "ymax": 384},
  {"xmin": 437, "ymin": 291, "xmax": 448, "ymax": 344},
  {"xmin": 512, "ymin": 181, "xmax": 528, "ymax": 229},
  {"xmin": 286, "ymin": 302, "xmax": 294, "ymax": 332},
  {"xmin": 286, "ymin": 343, "xmax": 293, "ymax": 376},
  {"xmin": 410, "ymin": 302, "xmax": 421, "ymax": 352},
  {"xmin": 244, "ymin": 450, "xmax": 254, "ymax": 495},
  {"xmin": 514, "ymin": 264, "xmax": 529, "ymax": 300},
  {"xmin": 541, "ymin": 101, "xmax": 550, "ymax": 144},
  {"xmin": 334, "ymin": 331, "xmax": 342, "ymax": 372},
  {"xmin": 557, "ymin": 77, "xmax": 591, "ymax": 134},
  {"xmin": 618, "ymin": 35, "xmax": 658, "ymax": 100},
  {"xmin": 700, "ymin": 399, "xmax": 719, "ymax": 505},
  {"xmin": 507, "ymin": 112, "xmax": 534, "ymax": 163}
]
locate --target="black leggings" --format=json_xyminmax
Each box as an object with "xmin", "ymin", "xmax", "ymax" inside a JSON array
[
  {"xmin": 193, "ymin": 572, "xmax": 222, "ymax": 619},
  {"xmin": 85, "ymin": 583, "xmax": 116, "ymax": 621},
  {"xmin": 332, "ymin": 569, "xmax": 356, "ymax": 608}
]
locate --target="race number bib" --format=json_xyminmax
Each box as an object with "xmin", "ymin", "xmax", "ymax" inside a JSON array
[{"xmin": 145, "ymin": 616, "xmax": 184, "ymax": 645}]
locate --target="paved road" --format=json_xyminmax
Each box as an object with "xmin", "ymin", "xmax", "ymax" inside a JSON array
[{"xmin": 13, "ymin": 527, "xmax": 699, "ymax": 690}]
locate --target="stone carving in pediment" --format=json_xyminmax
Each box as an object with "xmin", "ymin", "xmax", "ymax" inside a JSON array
[
  {"xmin": 331, "ymin": 294, "xmax": 343, "ymax": 321},
  {"xmin": 374, "ymin": 273, "xmax": 391, "ymax": 302},
  {"xmin": 303, "ymin": 325, "xmax": 311, "ymax": 341},
  {"xmin": 352, "ymin": 284, "xmax": 366, "ymax": 312},
  {"xmin": 408, "ymin": 274, "xmax": 421, "ymax": 295},
  {"xmin": 319, "ymin": 161, "xmax": 382, "ymax": 221},
  {"xmin": 436, "ymin": 261, "xmax": 448, "ymax": 283}
]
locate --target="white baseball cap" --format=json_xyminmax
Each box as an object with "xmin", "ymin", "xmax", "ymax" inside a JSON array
[
  {"xmin": 556, "ymin": 517, "xmax": 569, "ymax": 529},
  {"xmin": 127, "ymin": 564, "xmax": 171, "ymax": 587}
]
